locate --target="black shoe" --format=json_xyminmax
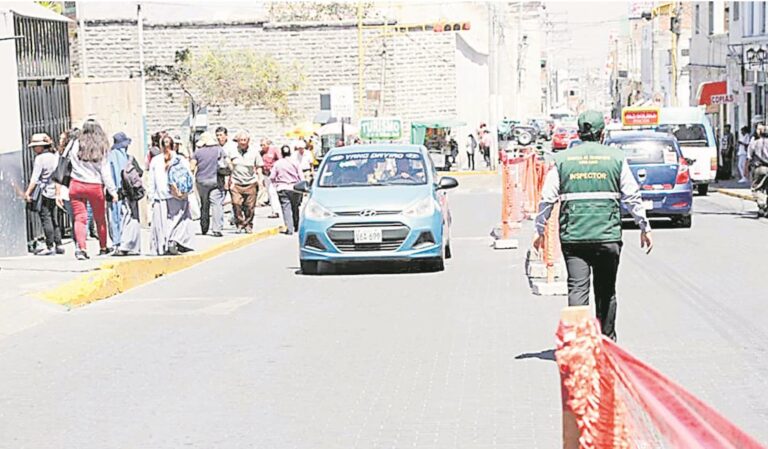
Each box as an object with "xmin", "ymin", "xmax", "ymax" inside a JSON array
[
  {"xmin": 55, "ymin": 246, "xmax": 65, "ymax": 255},
  {"xmin": 167, "ymin": 242, "xmax": 179, "ymax": 256},
  {"xmin": 75, "ymin": 250, "xmax": 89, "ymax": 260},
  {"xmin": 99, "ymin": 248, "xmax": 113, "ymax": 256},
  {"xmin": 212, "ymin": 231, "xmax": 223, "ymax": 237}
]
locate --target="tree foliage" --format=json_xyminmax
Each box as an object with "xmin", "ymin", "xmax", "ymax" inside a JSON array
[
  {"xmin": 267, "ymin": 1, "xmax": 375, "ymax": 22},
  {"xmin": 36, "ymin": 1, "xmax": 63, "ymax": 14},
  {"xmin": 145, "ymin": 48, "xmax": 305, "ymax": 123}
]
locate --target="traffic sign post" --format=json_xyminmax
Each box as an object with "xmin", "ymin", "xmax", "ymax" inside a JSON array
[{"xmin": 331, "ymin": 85, "xmax": 354, "ymax": 144}]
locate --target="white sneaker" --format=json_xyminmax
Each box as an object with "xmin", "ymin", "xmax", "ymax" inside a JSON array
[{"xmin": 738, "ymin": 178, "xmax": 749, "ymax": 183}]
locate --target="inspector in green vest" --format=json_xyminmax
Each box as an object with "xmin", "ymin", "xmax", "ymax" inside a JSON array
[{"xmin": 555, "ymin": 142, "xmax": 624, "ymax": 243}]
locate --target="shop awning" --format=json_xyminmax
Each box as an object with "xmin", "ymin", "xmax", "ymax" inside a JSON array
[
  {"xmin": 410, "ymin": 118, "xmax": 467, "ymax": 145},
  {"xmin": 697, "ymin": 81, "xmax": 732, "ymax": 105}
]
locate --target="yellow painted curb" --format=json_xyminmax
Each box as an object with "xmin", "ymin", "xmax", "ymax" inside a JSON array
[
  {"xmin": 37, "ymin": 226, "xmax": 283, "ymax": 308},
  {"xmin": 713, "ymin": 188, "xmax": 753, "ymax": 201},
  {"xmin": 442, "ymin": 170, "xmax": 497, "ymax": 177}
]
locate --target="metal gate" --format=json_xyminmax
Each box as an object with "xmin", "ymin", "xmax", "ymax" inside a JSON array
[{"xmin": 14, "ymin": 13, "xmax": 72, "ymax": 246}]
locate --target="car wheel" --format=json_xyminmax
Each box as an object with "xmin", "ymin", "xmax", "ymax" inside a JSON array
[
  {"xmin": 517, "ymin": 131, "xmax": 533, "ymax": 146},
  {"xmin": 672, "ymin": 215, "xmax": 692, "ymax": 228},
  {"xmin": 697, "ymin": 184, "xmax": 709, "ymax": 196},
  {"xmin": 300, "ymin": 260, "xmax": 319, "ymax": 275},
  {"xmin": 445, "ymin": 240, "xmax": 452, "ymax": 259}
]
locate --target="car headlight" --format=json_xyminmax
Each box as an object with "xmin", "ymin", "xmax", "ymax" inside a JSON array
[
  {"xmin": 303, "ymin": 198, "xmax": 335, "ymax": 220},
  {"xmin": 402, "ymin": 196, "xmax": 436, "ymax": 218}
]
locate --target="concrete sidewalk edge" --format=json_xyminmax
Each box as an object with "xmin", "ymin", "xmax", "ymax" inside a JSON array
[
  {"xmin": 35, "ymin": 226, "xmax": 284, "ymax": 308},
  {"xmin": 713, "ymin": 187, "xmax": 753, "ymax": 201}
]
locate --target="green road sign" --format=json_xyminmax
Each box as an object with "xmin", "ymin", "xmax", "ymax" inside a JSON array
[{"xmin": 359, "ymin": 117, "xmax": 402, "ymax": 141}]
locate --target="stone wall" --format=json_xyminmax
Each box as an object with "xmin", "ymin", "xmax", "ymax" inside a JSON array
[{"xmin": 74, "ymin": 19, "xmax": 458, "ymax": 142}]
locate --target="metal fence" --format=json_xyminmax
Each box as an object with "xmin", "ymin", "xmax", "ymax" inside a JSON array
[{"xmin": 14, "ymin": 14, "xmax": 72, "ymax": 247}]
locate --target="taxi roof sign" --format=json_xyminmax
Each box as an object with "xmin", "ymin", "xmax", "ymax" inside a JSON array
[
  {"xmin": 621, "ymin": 107, "xmax": 660, "ymax": 127},
  {"xmin": 359, "ymin": 117, "xmax": 403, "ymax": 141}
]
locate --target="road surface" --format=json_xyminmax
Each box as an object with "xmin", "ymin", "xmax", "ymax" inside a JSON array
[{"xmin": 1, "ymin": 175, "xmax": 766, "ymax": 448}]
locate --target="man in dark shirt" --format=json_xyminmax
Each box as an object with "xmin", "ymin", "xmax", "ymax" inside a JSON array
[{"xmin": 191, "ymin": 132, "xmax": 227, "ymax": 237}]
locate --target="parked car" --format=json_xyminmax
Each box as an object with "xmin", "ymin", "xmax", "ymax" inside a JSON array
[
  {"xmin": 295, "ymin": 144, "xmax": 458, "ymax": 274},
  {"xmin": 528, "ymin": 118, "xmax": 552, "ymax": 140},
  {"xmin": 604, "ymin": 131, "xmax": 693, "ymax": 228},
  {"xmin": 552, "ymin": 126, "xmax": 579, "ymax": 151}
]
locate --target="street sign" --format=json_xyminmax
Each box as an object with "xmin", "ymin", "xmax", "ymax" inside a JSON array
[
  {"xmin": 621, "ymin": 107, "xmax": 660, "ymax": 127},
  {"xmin": 330, "ymin": 85, "xmax": 354, "ymax": 118},
  {"xmin": 359, "ymin": 117, "xmax": 402, "ymax": 141}
]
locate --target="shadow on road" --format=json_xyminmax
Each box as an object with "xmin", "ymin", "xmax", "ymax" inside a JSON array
[
  {"xmin": 295, "ymin": 261, "xmax": 437, "ymax": 277},
  {"xmin": 514, "ymin": 348, "xmax": 556, "ymax": 362}
]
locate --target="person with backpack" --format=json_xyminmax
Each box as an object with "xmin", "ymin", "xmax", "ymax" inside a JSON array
[
  {"xmin": 108, "ymin": 132, "xmax": 143, "ymax": 256},
  {"xmin": 148, "ymin": 134, "xmax": 194, "ymax": 255}
]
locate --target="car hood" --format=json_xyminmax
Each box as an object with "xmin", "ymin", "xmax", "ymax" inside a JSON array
[{"xmin": 310, "ymin": 185, "xmax": 432, "ymax": 212}]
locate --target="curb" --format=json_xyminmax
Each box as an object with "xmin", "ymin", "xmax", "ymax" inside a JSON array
[
  {"xmin": 36, "ymin": 226, "xmax": 283, "ymax": 308},
  {"xmin": 713, "ymin": 188, "xmax": 753, "ymax": 201},
  {"xmin": 442, "ymin": 170, "xmax": 497, "ymax": 177}
]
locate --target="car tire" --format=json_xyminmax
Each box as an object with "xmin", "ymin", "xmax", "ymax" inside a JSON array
[
  {"xmin": 697, "ymin": 184, "xmax": 709, "ymax": 196},
  {"xmin": 672, "ymin": 215, "xmax": 692, "ymax": 228},
  {"xmin": 517, "ymin": 131, "xmax": 533, "ymax": 146},
  {"xmin": 300, "ymin": 260, "xmax": 319, "ymax": 275},
  {"xmin": 445, "ymin": 241, "xmax": 452, "ymax": 259}
]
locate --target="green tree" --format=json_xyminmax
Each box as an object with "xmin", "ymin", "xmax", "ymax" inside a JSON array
[
  {"xmin": 267, "ymin": 1, "xmax": 375, "ymax": 22},
  {"xmin": 36, "ymin": 1, "xmax": 63, "ymax": 14},
  {"xmin": 146, "ymin": 48, "xmax": 304, "ymax": 123}
]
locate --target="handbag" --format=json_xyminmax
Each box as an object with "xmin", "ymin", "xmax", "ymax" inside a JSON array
[
  {"xmin": 27, "ymin": 184, "xmax": 43, "ymax": 212},
  {"xmin": 52, "ymin": 143, "xmax": 73, "ymax": 186}
]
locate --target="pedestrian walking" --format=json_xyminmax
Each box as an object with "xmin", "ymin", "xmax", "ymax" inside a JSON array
[
  {"xmin": 226, "ymin": 130, "xmax": 263, "ymax": 233},
  {"xmin": 292, "ymin": 140, "xmax": 314, "ymax": 183},
  {"xmin": 191, "ymin": 131, "xmax": 227, "ymax": 237},
  {"xmin": 271, "ymin": 145, "xmax": 303, "ymax": 234},
  {"xmin": 534, "ymin": 110, "xmax": 653, "ymax": 341},
  {"xmin": 215, "ymin": 126, "xmax": 238, "ymax": 154},
  {"xmin": 67, "ymin": 119, "xmax": 119, "ymax": 260},
  {"xmin": 738, "ymin": 126, "xmax": 751, "ymax": 183},
  {"xmin": 107, "ymin": 132, "xmax": 143, "ymax": 256},
  {"xmin": 748, "ymin": 124, "xmax": 768, "ymax": 212},
  {"xmin": 24, "ymin": 133, "xmax": 64, "ymax": 255},
  {"xmin": 55, "ymin": 128, "xmax": 79, "ymax": 221},
  {"xmin": 260, "ymin": 137, "xmax": 282, "ymax": 219},
  {"xmin": 148, "ymin": 134, "xmax": 194, "ymax": 255},
  {"xmin": 719, "ymin": 124, "xmax": 735, "ymax": 180},
  {"xmin": 480, "ymin": 128, "xmax": 492, "ymax": 168},
  {"xmin": 465, "ymin": 133, "xmax": 477, "ymax": 171}
]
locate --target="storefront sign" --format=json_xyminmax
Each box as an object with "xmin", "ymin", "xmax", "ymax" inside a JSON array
[
  {"xmin": 621, "ymin": 107, "xmax": 660, "ymax": 127},
  {"xmin": 710, "ymin": 94, "xmax": 734, "ymax": 105},
  {"xmin": 359, "ymin": 117, "xmax": 402, "ymax": 140}
]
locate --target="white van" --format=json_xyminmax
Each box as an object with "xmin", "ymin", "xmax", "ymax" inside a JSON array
[{"xmin": 659, "ymin": 107, "xmax": 717, "ymax": 195}]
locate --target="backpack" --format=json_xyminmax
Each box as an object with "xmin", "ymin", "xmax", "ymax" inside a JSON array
[
  {"xmin": 167, "ymin": 157, "xmax": 194, "ymax": 195},
  {"xmin": 121, "ymin": 155, "xmax": 145, "ymax": 201}
]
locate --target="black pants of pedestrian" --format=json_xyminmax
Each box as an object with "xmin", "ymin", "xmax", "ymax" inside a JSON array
[
  {"xmin": 38, "ymin": 196, "xmax": 62, "ymax": 249},
  {"xmin": 481, "ymin": 146, "xmax": 490, "ymax": 167},
  {"xmin": 467, "ymin": 153, "xmax": 475, "ymax": 170},
  {"xmin": 561, "ymin": 242, "xmax": 622, "ymax": 340},
  {"xmin": 278, "ymin": 190, "xmax": 302, "ymax": 234}
]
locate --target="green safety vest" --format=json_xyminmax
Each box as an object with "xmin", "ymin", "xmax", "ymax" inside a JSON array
[{"xmin": 555, "ymin": 142, "xmax": 624, "ymax": 243}]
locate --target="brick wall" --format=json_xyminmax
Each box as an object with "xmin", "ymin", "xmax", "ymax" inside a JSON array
[{"xmin": 74, "ymin": 19, "xmax": 457, "ymax": 143}]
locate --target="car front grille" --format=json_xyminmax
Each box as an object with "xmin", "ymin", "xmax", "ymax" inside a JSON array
[
  {"xmin": 334, "ymin": 210, "xmax": 402, "ymax": 217},
  {"xmin": 327, "ymin": 221, "xmax": 409, "ymax": 252}
]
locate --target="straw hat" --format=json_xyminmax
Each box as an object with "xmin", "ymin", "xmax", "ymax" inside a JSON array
[
  {"xmin": 196, "ymin": 131, "xmax": 217, "ymax": 147},
  {"xmin": 28, "ymin": 133, "xmax": 52, "ymax": 148}
]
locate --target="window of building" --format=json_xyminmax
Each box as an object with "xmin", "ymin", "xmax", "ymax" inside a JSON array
[
  {"xmin": 709, "ymin": 2, "xmax": 715, "ymax": 34},
  {"xmin": 761, "ymin": 1, "xmax": 767, "ymax": 34},
  {"xmin": 725, "ymin": 4, "xmax": 730, "ymax": 32},
  {"xmin": 745, "ymin": 1, "xmax": 754, "ymax": 36},
  {"xmin": 733, "ymin": 1, "xmax": 739, "ymax": 21},
  {"xmin": 695, "ymin": 4, "xmax": 700, "ymax": 34}
]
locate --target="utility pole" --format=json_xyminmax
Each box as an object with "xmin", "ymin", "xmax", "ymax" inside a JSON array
[
  {"xmin": 516, "ymin": 0, "xmax": 523, "ymax": 118},
  {"xmin": 357, "ymin": 1, "xmax": 364, "ymax": 120},
  {"xmin": 137, "ymin": 3, "xmax": 147, "ymax": 155},
  {"xmin": 670, "ymin": 2, "xmax": 681, "ymax": 106},
  {"xmin": 488, "ymin": 1, "xmax": 498, "ymax": 169}
]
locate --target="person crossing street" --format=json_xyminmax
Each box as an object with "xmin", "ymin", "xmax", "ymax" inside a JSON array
[{"xmin": 534, "ymin": 110, "xmax": 653, "ymax": 341}]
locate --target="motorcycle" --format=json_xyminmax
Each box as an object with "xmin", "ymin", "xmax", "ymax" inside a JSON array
[{"xmin": 751, "ymin": 165, "xmax": 768, "ymax": 217}]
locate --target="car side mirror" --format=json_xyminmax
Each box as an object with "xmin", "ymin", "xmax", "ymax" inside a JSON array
[
  {"xmin": 294, "ymin": 180, "xmax": 310, "ymax": 193},
  {"xmin": 437, "ymin": 176, "xmax": 459, "ymax": 190}
]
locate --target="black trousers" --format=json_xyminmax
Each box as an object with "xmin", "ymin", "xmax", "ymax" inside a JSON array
[
  {"xmin": 38, "ymin": 196, "xmax": 62, "ymax": 248},
  {"xmin": 562, "ymin": 242, "xmax": 622, "ymax": 340},
  {"xmin": 467, "ymin": 153, "xmax": 475, "ymax": 170}
]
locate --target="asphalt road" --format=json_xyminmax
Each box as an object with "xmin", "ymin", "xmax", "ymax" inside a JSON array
[{"xmin": 1, "ymin": 176, "xmax": 767, "ymax": 448}]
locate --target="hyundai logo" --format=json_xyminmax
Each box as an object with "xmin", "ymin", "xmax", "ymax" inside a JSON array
[{"xmin": 359, "ymin": 209, "xmax": 377, "ymax": 217}]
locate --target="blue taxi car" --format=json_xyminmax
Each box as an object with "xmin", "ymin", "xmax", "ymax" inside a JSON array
[
  {"xmin": 294, "ymin": 144, "xmax": 459, "ymax": 274},
  {"xmin": 603, "ymin": 132, "xmax": 694, "ymax": 228}
]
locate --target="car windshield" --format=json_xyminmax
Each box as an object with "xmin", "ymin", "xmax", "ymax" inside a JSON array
[
  {"xmin": 318, "ymin": 151, "xmax": 428, "ymax": 187},
  {"xmin": 608, "ymin": 139, "xmax": 678, "ymax": 165},
  {"xmin": 659, "ymin": 124, "xmax": 708, "ymax": 146}
]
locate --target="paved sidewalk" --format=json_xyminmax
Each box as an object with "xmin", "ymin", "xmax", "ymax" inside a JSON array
[
  {"xmin": 0, "ymin": 206, "xmax": 283, "ymax": 337},
  {"xmin": 712, "ymin": 179, "xmax": 753, "ymax": 200}
]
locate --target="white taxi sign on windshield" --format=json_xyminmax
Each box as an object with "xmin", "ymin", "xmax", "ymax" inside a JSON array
[{"xmin": 621, "ymin": 107, "xmax": 660, "ymax": 127}]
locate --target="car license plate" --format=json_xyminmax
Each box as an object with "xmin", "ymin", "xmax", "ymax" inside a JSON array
[
  {"xmin": 643, "ymin": 200, "xmax": 654, "ymax": 210},
  {"xmin": 354, "ymin": 228, "xmax": 382, "ymax": 244}
]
